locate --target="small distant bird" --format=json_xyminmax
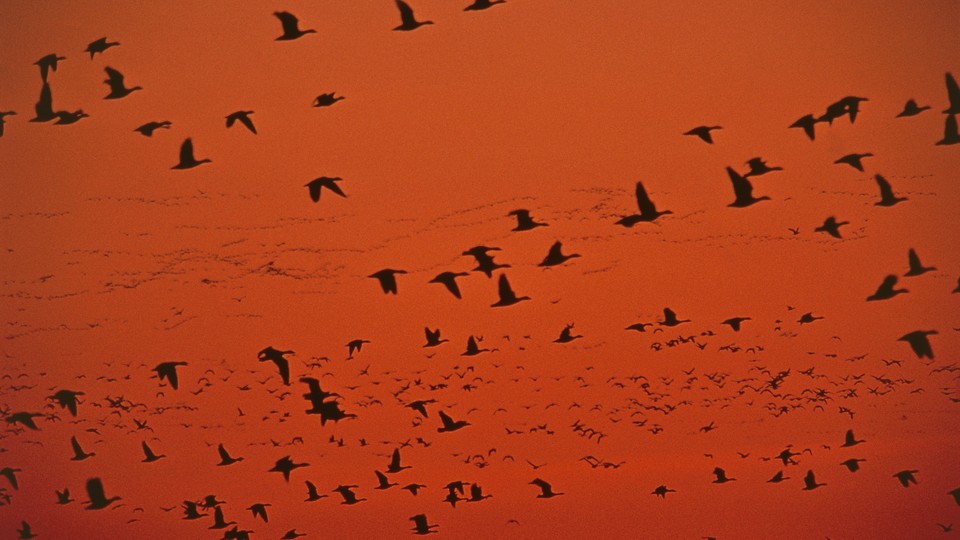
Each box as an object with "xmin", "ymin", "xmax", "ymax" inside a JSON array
[
  {"xmin": 651, "ymin": 485, "xmax": 676, "ymax": 498},
  {"xmin": 798, "ymin": 312, "xmax": 823, "ymax": 324},
  {"xmin": 226, "ymin": 111, "xmax": 257, "ymax": 134},
  {"xmin": 153, "ymin": 361, "xmax": 188, "ymax": 390},
  {"xmin": 437, "ymin": 411, "xmax": 470, "ymax": 433},
  {"xmin": 305, "ymin": 176, "xmax": 346, "ymax": 202},
  {"xmin": 313, "ymin": 93, "xmax": 345, "ymax": 107},
  {"xmin": 84, "ymin": 477, "xmax": 120, "ymax": 510},
  {"xmin": 423, "ymin": 328, "xmax": 448, "ymax": 347},
  {"xmin": 346, "ymin": 339, "xmax": 370, "ymax": 357},
  {"xmin": 410, "ymin": 514, "xmax": 438, "ymax": 535},
  {"xmin": 904, "ymin": 248, "xmax": 936, "ymax": 276},
  {"xmin": 269, "ymin": 456, "xmax": 309, "ymax": 482},
  {"xmin": 711, "ymin": 467, "xmax": 735, "ymax": 483},
  {"xmin": 56, "ymin": 488, "xmax": 74, "ymax": 504},
  {"xmin": 134, "ymin": 121, "xmax": 171, "ymax": 137},
  {"xmin": 789, "ymin": 114, "xmax": 821, "ymax": 141},
  {"xmin": 529, "ymin": 478, "xmax": 563, "ymax": 498},
  {"xmin": 721, "ymin": 317, "xmax": 751, "ymax": 332},
  {"xmin": 369, "ymin": 269, "xmax": 407, "ymax": 295},
  {"xmin": 841, "ymin": 458, "xmax": 866, "ymax": 472},
  {"xmin": 873, "ymin": 174, "xmax": 907, "ymax": 206},
  {"xmin": 281, "ymin": 530, "xmax": 306, "ymax": 540},
  {"xmin": 246, "ymin": 503, "xmax": 271, "ymax": 523},
  {"xmin": 896, "ymin": 99, "xmax": 929, "ymax": 117},
  {"xmin": 85, "ymin": 37, "xmax": 119, "ymax": 58},
  {"xmin": 386, "ymin": 448, "xmax": 411, "ymax": 473},
  {"xmin": 683, "ymin": 125, "xmax": 721, "ymax": 144},
  {"xmin": 429, "ymin": 271, "xmax": 469, "ymax": 299},
  {"xmin": 35, "ymin": 53, "xmax": 66, "ymax": 82},
  {"xmin": 217, "ymin": 444, "xmax": 244, "ymax": 466},
  {"xmin": 508, "ymin": 209, "xmax": 547, "ymax": 231},
  {"xmin": 47, "ymin": 389, "xmax": 85, "ymax": 416},
  {"xmin": 767, "ymin": 471, "xmax": 790, "ymax": 483},
  {"xmin": 898, "ymin": 330, "xmax": 937, "ymax": 359},
  {"xmin": 539, "ymin": 241, "xmax": 580, "ymax": 267},
  {"xmin": 936, "ymin": 114, "xmax": 959, "ymax": 146},
  {"xmin": 937, "ymin": 524, "xmax": 954, "ymax": 533},
  {"xmin": 802, "ymin": 470, "xmax": 826, "ymax": 490},
  {"xmin": 659, "ymin": 308, "xmax": 690, "ymax": 327},
  {"xmin": 374, "ymin": 470, "xmax": 397, "ymax": 490},
  {"xmin": 554, "ymin": 323, "xmax": 582, "ymax": 344},
  {"xmin": 834, "ymin": 153, "xmax": 873, "ymax": 172},
  {"xmin": 945, "ymin": 72, "xmax": 960, "ymax": 115},
  {"xmin": 394, "ymin": 0, "xmax": 433, "ymax": 31},
  {"xmin": 103, "ymin": 67, "xmax": 141, "ymax": 99},
  {"xmin": 141, "ymin": 441, "xmax": 166, "ymax": 463},
  {"xmin": 616, "ymin": 181, "xmax": 673, "ymax": 226},
  {"xmin": 304, "ymin": 481, "xmax": 327, "ymax": 502},
  {"xmin": 814, "ymin": 216, "xmax": 848, "ymax": 239},
  {"xmin": 464, "ymin": 0, "xmax": 506, "ymax": 11},
  {"xmin": 462, "ymin": 336, "xmax": 490, "ymax": 356},
  {"xmin": 727, "ymin": 167, "xmax": 770, "ymax": 207},
  {"xmin": 274, "ymin": 11, "xmax": 316, "ymax": 40},
  {"xmin": 625, "ymin": 322, "xmax": 651, "ymax": 333},
  {"xmin": 893, "ymin": 470, "xmax": 919, "ymax": 487},
  {"xmin": 841, "ymin": 429, "xmax": 865, "ymax": 447},
  {"xmin": 171, "ymin": 138, "xmax": 211, "ymax": 169},
  {"xmin": 403, "ymin": 483, "xmax": 426, "ymax": 495},
  {"xmin": 950, "ymin": 487, "xmax": 960, "ymax": 506},
  {"xmin": 866, "ymin": 275, "xmax": 908, "ymax": 301},
  {"xmin": 744, "ymin": 157, "xmax": 783, "ymax": 177},
  {"xmin": 16, "ymin": 521, "xmax": 37, "ymax": 539},
  {"xmin": 332, "ymin": 485, "xmax": 366, "ymax": 505},
  {"xmin": 491, "ymin": 274, "xmax": 529, "ymax": 307}
]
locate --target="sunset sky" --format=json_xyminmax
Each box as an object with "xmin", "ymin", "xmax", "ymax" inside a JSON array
[{"xmin": 1, "ymin": 1, "xmax": 958, "ymax": 538}]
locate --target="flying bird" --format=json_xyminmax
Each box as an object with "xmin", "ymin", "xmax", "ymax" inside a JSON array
[
  {"xmin": 683, "ymin": 125, "xmax": 721, "ymax": 144},
  {"xmin": 31, "ymin": 82, "xmax": 56, "ymax": 122},
  {"xmin": 313, "ymin": 93, "xmax": 345, "ymax": 107},
  {"xmin": 866, "ymin": 275, "xmax": 908, "ymax": 301},
  {"xmin": 896, "ymin": 99, "xmax": 929, "ymax": 117},
  {"xmin": 134, "ymin": 121, "xmax": 171, "ymax": 136},
  {"xmin": 841, "ymin": 458, "xmax": 866, "ymax": 472},
  {"xmin": 508, "ymin": 209, "xmax": 547, "ymax": 231},
  {"xmin": 85, "ymin": 37, "xmax": 119, "ymax": 58},
  {"xmin": 103, "ymin": 67, "xmax": 141, "ymax": 99},
  {"xmin": 538, "ymin": 241, "xmax": 580, "ymax": 267},
  {"xmin": 0, "ymin": 110, "xmax": 15, "ymax": 137},
  {"xmin": 814, "ymin": 216, "xmax": 848, "ymax": 239},
  {"xmin": 394, "ymin": 0, "xmax": 433, "ymax": 31},
  {"xmin": 305, "ymin": 176, "xmax": 346, "ymax": 202},
  {"xmin": 423, "ymin": 328, "xmax": 449, "ymax": 348},
  {"xmin": 269, "ymin": 456, "xmax": 309, "ymax": 482},
  {"xmin": 721, "ymin": 317, "xmax": 751, "ymax": 331},
  {"xmin": 726, "ymin": 167, "xmax": 770, "ymax": 207},
  {"xmin": 437, "ymin": 410, "xmax": 470, "ymax": 432},
  {"xmin": 153, "ymin": 361, "xmax": 187, "ymax": 390},
  {"xmin": 904, "ymin": 248, "xmax": 936, "ymax": 276},
  {"xmin": 893, "ymin": 470, "xmax": 920, "ymax": 487},
  {"xmin": 84, "ymin": 478, "xmax": 120, "ymax": 510},
  {"xmin": 789, "ymin": 114, "xmax": 821, "ymax": 141},
  {"xmin": 743, "ymin": 157, "xmax": 783, "ymax": 177},
  {"xmin": 491, "ymin": 274, "xmax": 529, "ymax": 307},
  {"xmin": 410, "ymin": 514, "xmax": 438, "ymax": 535},
  {"xmin": 616, "ymin": 181, "xmax": 673, "ymax": 226},
  {"xmin": 226, "ymin": 111, "xmax": 257, "ymax": 134},
  {"xmin": 141, "ymin": 441, "xmax": 166, "ymax": 463},
  {"xmin": 873, "ymin": 174, "xmax": 907, "ymax": 206},
  {"xmin": 171, "ymin": 138, "xmax": 211, "ymax": 169},
  {"xmin": 429, "ymin": 272, "xmax": 469, "ymax": 299},
  {"xmin": 944, "ymin": 72, "xmax": 960, "ymax": 115},
  {"xmin": 802, "ymin": 470, "xmax": 826, "ymax": 490},
  {"xmin": 841, "ymin": 429, "xmax": 865, "ymax": 447},
  {"xmin": 529, "ymin": 478, "xmax": 563, "ymax": 498},
  {"xmin": 898, "ymin": 330, "xmax": 937, "ymax": 359},
  {"xmin": 936, "ymin": 114, "xmax": 959, "ymax": 145},
  {"xmin": 273, "ymin": 11, "xmax": 316, "ymax": 40},
  {"xmin": 35, "ymin": 53, "xmax": 66, "ymax": 82},
  {"xmin": 217, "ymin": 444, "xmax": 244, "ymax": 466},
  {"xmin": 464, "ymin": 0, "xmax": 506, "ymax": 11},
  {"xmin": 659, "ymin": 308, "xmax": 690, "ymax": 327},
  {"xmin": 258, "ymin": 346, "xmax": 293, "ymax": 385},
  {"xmin": 369, "ymin": 269, "xmax": 407, "ymax": 295},
  {"xmin": 834, "ymin": 153, "xmax": 873, "ymax": 172}
]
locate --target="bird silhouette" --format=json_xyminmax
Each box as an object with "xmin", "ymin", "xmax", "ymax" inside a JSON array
[
  {"xmin": 410, "ymin": 514, "xmax": 438, "ymax": 535},
  {"xmin": 437, "ymin": 410, "xmax": 470, "ymax": 432},
  {"xmin": 726, "ymin": 167, "xmax": 770, "ymax": 207},
  {"xmin": 841, "ymin": 458, "xmax": 866, "ymax": 472},
  {"xmin": 55, "ymin": 488, "xmax": 74, "ymax": 504},
  {"xmin": 744, "ymin": 157, "xmax": 783, "ymax": 177},
  {"xmin": 429, "ymin": 272, "xmax": 469, "ymax": 299},
  {"xmin": 269, "ymin": 456, "xmax": 309, "ymax": 482},
  {"xmin": 814, "ymin": 216, "xmax": 848, "ymax": 239},
  {"xmin": 530, "ymin": 478, "xmax": 563, "ymax": 498},
  {"xmin": 134, "ymin": 121, "xmax": 171, "ymax": 136},
  {"xmin": 274, "ymin": 11, "xmax": 316, "ymax": 40},
  {"xmin": 171, "ymin": 138, "xmax": 211, "ymax": 169},
  {"xmin": 789, "ymin": 114, "xmax": 821, "ymax": 141},
  {"xmin": 153, "ymin": 361, "xmax": 187, "ymax": 390},
  {"xmin": 898, "ymin": 330, "xmax": 937, "ymax": 359},
  {"xmin": 47, "ymin": 389, "xmax": 84, "ymax": 416},
  {"xmin": 333, "ymin": 485, "xmax": 366, "ymax": 505},
  {"xmin": 821, "ymin": 96, "xmax": 868, "ymax": 124},
  {"xmin": 5, "ymin": 412, "xmax": 43, "ymax": 430},
  {"xmin": 31, "ymin": 82, "xmax": 56, "ymax": 122},
  {"xmin": 683, "ymin": 125, "xmax": 721, "ymax": 144},
  {"xmin": 0, "ymin": 467, "xmax": 22, "ymax": 490},
  {"xmin": 767, "ymin": 471, "xmax": 790, "ymax": 483},
  {"xmin": 374, "ymin": 470, "xmax": 398, "ymax": 490},
  {"xmin": 867, "ymin": 275, "xmax": 908, "ymax": 301},
  {"xmin": 217, "ymin": 443, "xmax": 244, "ymax": 466},
  {"xmin": 16, "ymin": 521, "xmax": 36, "ymax": 539},
  {"xmin": 84, "ymin": 477, "xmax": 120, "ymax": 510},
  {"xmin": 313, "ymin": 93, "xmax": 345, "ymax": 107},
  {"xmin": 370, "ymin": 269, "xmax": 407, "ymax": 295},
  {"xmin": 258, "ymin": 346, "xmax": 293, "ymax": 385},
  {"xmin": 539, "ymin": 241, "xmax": 580, "ymax": 267},
  {"xmin": 387, "ymin": 448, "xmax": 411, "ymax": 473},
  {"xmin": 712, "ymin": 467, "xmax": 736, "ymax": 483},
  {"xmin": 841, "ymin": 429, "xmax": 865, "ymax": 447},
  {"xmin": 70, "ymin": 436, "xmax": 95, "ymax": 461},
  {"xmin": 893, "ymin": 470, "xmax": 920, "ymax": 487},
  {"xmin": 210, "ymin": 506, "xmax": 236, "ymax": 530},
  {"xmin": 949, "ymin": 487, "xmax": 960, "ymax": 506},
  {"xmin": 797, "ymin": 312, "xmax": 823, "ymax": 325},
  {"xmin": 651, "ymin": 485, "xmax": 676, "ymax": 498},
  {"xmin": 462, "ymin": 335, "xmax": 490, "ymax": 356},
  {"xmin": 246, "ymin": 503, "xmax": 271, "ymax": 523},
  {"xmin": 226, "ymin": 111, "xmax": 257, "ymax": 134},
  {"xmin": 802, "ymin": 470, "xmax": 826, "ymax": 490},
  {"xmin": 508, "ymin": 209, "xmax": 547, "ymax": 231},
  {"xmin": 103, "ymin": 67, "xmax": 141, "ymax": 99},
  {"xmin": 616, "ymin": 181, "xmax": 673, "ymax": 226},
  {"xmin": 54, "ymin": 109, "xmax": 89, "ymax": 125},
  {"xmin": 873, "ymin": 174, "xmax": 907, "ymax": 206},
  {"xmin": 721, "ymin": 317, "xmax": 751, "ymax": 332},
  {"xmin": 944, "ymin": 72, "xmax": 960, "ymax": 115},
  {"xmin": 141, "ymin": 441, "xmax": 166, "ymax": 463},
  {"xmin": 464, "ymin": 0, "xmax": 506, "ymax": 11},
  {"xmin": 904, "ymin": 248, "xmax": 936, "ymax": 276},
  {"xmin": 896, "ymin": 99, "xmax": 930, "ymax": 117},
  {"xmin": 85, "ymin": 37, "xmax": 119, "ymax": 58},
  {"xmin": 346, "ymin": 339, "xmax": 370, "ymax": 358},
  {"xmin": 936, "ymin": 114, "xmax": 959, "ymax": 145},
  {"xmin": 394, "ymin": 0, "xmax": 433, "ymax": 31},
  {"xmin": 35, "ymin": 53, "xmax": 66, "ymax": 82},
  {"xmin": 423, "ymin": 327, "xmax": 449, "ymax": 347},
  {"xmin": 834, "ymin": 153, "xmax": 873, "ymax": 172},
  {"xmin": 305, "ymin": 176, "xmax": 346, "ymax": 202},
  {"xmin": 660, "ymin": 308, "xmax": 690, "ymax": 327},
  {"xmin": 491, "ymin": 274, "xmax": 529, "ymax": 307},
  {"xmin": 0, "ymin": 110, "xmax": 15, "ymax": 137},
  {"xmin": 554, "ymin": 323, "xmax": 582, "ymax": 343}
]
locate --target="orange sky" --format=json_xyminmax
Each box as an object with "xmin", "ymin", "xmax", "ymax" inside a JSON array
[{"xmin": 1, "ymin": 1, "xmax": 959, "ymax": 538}]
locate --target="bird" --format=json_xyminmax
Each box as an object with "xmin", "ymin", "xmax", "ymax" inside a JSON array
[
  {"xmin": 944, "ymin": 72, "xmax": 960, "ymax": 115},
  {"xmin": 625, "ymin": 322, "xmax": 651, "ymax": 333},
  {"xmin": 210, "ymin": 506, "xmax": 236, "ymax": 530},
  {"xmin": 217, "ymin": 444, "xmax": 244, "ymax": 466},
  {"xmin": 423, "ymin": 327, "xmax": 449, "ymax": 347},
  {"xmin": 726, "ymin": 167, "xmax": 770, "ymax": 207},
  {"xmin": 873, "ymin": 174, "xmax": 907, "ymax": 206},
  {"xmin": 56, "ymin": 488, "xmax": 74, "ymax": 504},
  {"xmin": 814, "ymin": 216, "xmax": 848, "ymax": 239},
  {"xmin": 403, "ymin": 483, "xmax": 426, "ymax": 495},
  {"xmin": 651, "ymin": 485, "xmax": 676, "ymax": 498},
  {"xmin": 937, "ymin": 524, "xmax": 954, "ymax": 533},
  {"xmin": 744, "ymin": 157, "xmax": 783, "ymax": 177},
  {"xmin": 437, "ymin": 410, "xmax": 470, "ymax": 432},
  {"xmin": 893, "ymin": 470, "xmax": 920, "ymax": 487},
  {"xmin": 171, "ymin": 138, "xmax": 211, "ymax": 169},
  {"xmin": 410, "ymin": 514, "xmax": 438, "ymax": 535},
  {"xmin": 508, "ymin": 209, "xmax": 547, "ymax": 231},
  {"xmin": 313, "ymin": 93, "xmax": 345, "ymax": 107},
  {"xmin": 429, "ymin": 271, "xmax": 469, "ymax": 299},
  {"xmin": 85, "ymin": 37, "xmax": 119, "ymax": 58},
  {"xmin": 269, "ymin": 456, "xmax": 309, "ymax": 482},
  {"xmin": 538, "ymin": 241, "xmax": 580, "ymax": 267},
  {"xmin": 53, "ymin": 109, "xmax": 89, "ymax": 125},
  {"xmin": 529, "ymin": 478, "xmax": 563, "ymax": 498},
  {"xmin": 950, "ymin": 487, "xmax": 960, "ymax": 506},
  {"xmin": 5, "ymin": 412, "xmax": 43, "ymax": 430},
  {"xmin": 683, "ymin": 125, "xmax": 721, "ymax": 144},
  {"xmin": 374, "ymin": 470, "xmax": 397, "ymax": 490},
  {"xmin": 346, "ymin": 339, "xmax": 370, "ymax": 357},
  {"xmin": 712, "ymin": 467, "xmax": 736, "ymax": 483},
  {"xmin": 767, "ymin": 471, "xmax": 790, "ymax": 483},
  {"xmin": 0, "ymin": 110, "xmax": 15, "ymax": 137},
  {"xmin": 464, "ymin": 0, "xmax": 506, "ymax": 11},
  {"xmin": 369, "ymin": 269, "xmax": 407, "ymax": 295},
  {"xmin": 616, "ymin": 181, "xmax": 673, "ymax": 226},
  {"xmin": 462, "ymin": 336, "xmax": 490, "ymax": 356},
  {"xmin": 721, "ymin": 317, "xmax": 751, "ymax": 332},
  {"xmin": 821, "ymin": 96, "xmax": 868, "ymax": 124},
  {"xmin": 70, "ymin": 436, "xmax": 95, "ymax": 461},
  {"xmin": 35, "ymin": 53, "xmax": 66, "ymax": 82},
  {"xmin": 660, "ymin": 308, "xmax": 690, "ymax": 327},
  {"xmin": 936, "ymin": 114, "xmax": 959, "ymax": 145},
  {"xmin": 394, "ymin": 0, "xmax": 433, "ymax": 31},
  {"xmin": 258, "ymin": 346, "xmax": 293, "ymax": 385},
  {"xmin": 904, "ymin": 248, "xmax": 936, "ymax": 276},
  {"xmin": 31, "ymin": 82, "xmax": 56, "ymax": 122},
  {"xmin": 47, "ymin": 389, "xmax": 84, "ymax": 416},
  {"xmin": 896, "ymin": 99, "xmax": 930, "ymax": 117},
  {"xmin": 332, "ymin": 485, "xmax": 366, "ymax": 505},
  {"xmin": 841, "ymin": 458, "xmax": 866, "ymax": 472},
  {"xmin": 554, "ymin": 323, "xmax": 582, "ymax": 343},
  {"xmin": 273, "ymin": 11, "xmax": 316, "ymax": 40},
  {"xmin": 954, "ymin": 277, "xmax": 960, "ymax": 294},
  {"xmin": 802, "ymin": 470, "xmax": 826, "ymax": 490},
  {"xmin": 226, "ymin": 111, "xmax": 257, "ymax": 134},
  {"xmin": 84, "ymin": 477, "xmax": 120, "ymax": 510},
  {"xmin": 834, "ymin": 153, "xmax": 873, "ymax": 172},
  {"xmin": 491, "ymin": 274, "xmax": 529, "ymax": 307},
  {"xmin": 841, "ymin": 429, "xmax": 865, "ymax": 447},
  {"xmin": 304, "ymin": 480, "xmax": 327, "ymax": 502},
  {"xmin": 103, "ymin": 67, "xmax": 142, "ymax": 99},
  {"xmin": 467, "ymin": 483, "xmax": 492, "ymax": 502},
  {"xmin": 16, "ymin": 521, "xmax": 37, "ymax": 539},
  {"xmin": 246, "ymin": 503, "xmax": 270, "ymax": 523},
  {"xmin": 386, "ymin": 448, "xmax": 411, "ymax": 473},
  {"xmin": 305, "ymin": 176, "xmax": 346, "ymax": 202},
  {"xmin": 141, "ymin": 441, "xmax": 166, "ymax": 463},
  {"xmin": 898, "ymin": 330, "xmax": 937, "ymax": 359},
  {"xmin": 134, "ymin": 121, "xmax": 171, "ymax": 136},
  {"xmin": 789, "ymin": 114, "xmax": 821, "ymax": 141},
  {"xmin": 0, "ymin": 467, "xmax": 22, "ymax": 489},
  {"xmin": 153, "ymin": 361, "xmax": 187, "ymax": 390},
  {"xmin": 281, "ymin": 530, "xmax": 306, "ymax": 540},
  {"xmin": 867, "ymin": 275, "xmax": 908, "ymax": 301}
]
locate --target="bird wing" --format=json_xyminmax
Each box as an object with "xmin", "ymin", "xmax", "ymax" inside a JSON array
[
  {"xmin": 307, "ymin": 181, "xmax": 321, "ymax": 202},
  {"xmin": 396, "ymin": 0, "xmax": 416, "ymax": 24},
  {"xmin": 438, "ymin": 410, "xmax": 454, "ymax": 428},
  {"xmin": 71, "ymin": 436, "xmax": 83, "ymax": 455},
  {"xmin": 104, "ymin": 66, "xmax": 124, "ymax": 87},
  {"xmin": 391, "ymin": 448, "xmax": 402, "ymax": 468},
  {"xmin": 497, "ymin": 275, "xmax": 516, "ymax": 302},
  {"xmin": 727, "ymin": 167, "xmax": 753, "ymax": 201},
  {"xmin": 238, "ymin": 115, "xmax": 257, "ymax": 134},
  {"xmin": 86, "ymin": 478, "xmax": 106, "ymax": 503},
  {"xmin": 179, "ymin": 139, "xmax": 196, "ymax": 165},
  {"xmin": 874, "ymin": 175, "xmax": 895, "ymax": 201},
  {"xmin": 946, "ymin": 72, "xmax": 960, "ymax": 111},
  {"xmin": 218, "ymin": 444, "xmax": 230, "ymax": 461},
  {"xmin": 321, "ymin": 178, "xmax": 346, "ymax": 198},
  {"xmin": 943, "ymin": 113, "xmax": 958, "ymax": 140},
  {"xmin": 36, "ymin": 83, "xmax": 53, "ymax": 119},
  {"xmin": 274, "ymin": 11, "xmax": 299, "ymax": 35},
  {"xmin": 634, "ymin": 181, "xmax": 657, "ymax": 215}
]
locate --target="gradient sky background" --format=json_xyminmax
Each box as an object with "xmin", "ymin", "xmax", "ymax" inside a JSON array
[{"xmin": 1, "ymin": 1, "xmax": 959, "ymax": 538}]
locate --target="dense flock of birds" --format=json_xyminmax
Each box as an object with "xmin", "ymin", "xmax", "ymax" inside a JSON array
[{"xmin": 1, "ymin": 2, "xmax": 959, "ymax": 538}]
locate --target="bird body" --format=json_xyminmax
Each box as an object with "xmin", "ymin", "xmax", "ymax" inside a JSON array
[
  {"xmin": 274, "ymin": 11, "xmax": 316, "ymax": 40},
  {"xmin": 491, "ymin": 274, "xmax": 529, "ymax": 307},
  {"xmin": 727, "ymin": 167, "xmax": 770, "ymax": 207},
  {"xmin": 616, "ymin": 181, "xmax": 673, "ymax": 225},
  {"xmin": 394, "ymin": 0, "xmax": 433, "ymax": 30},
  {"xmin": 103, "ymin": 67, "xmax": 141, "ymax": 99},
  {"xmin": 171, "ymin": 138, "xmax": 211, "ymax": 169}
]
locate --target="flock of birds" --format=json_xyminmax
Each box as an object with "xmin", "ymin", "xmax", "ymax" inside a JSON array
[{"xmin": 1, "ymin": 2, "xmax": 959, "ymax": 539}]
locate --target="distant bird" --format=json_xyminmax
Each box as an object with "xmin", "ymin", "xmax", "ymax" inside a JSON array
[
  {"xmin": 616, "ymin": 181, "xmax": 673, "ymax": 226},
  {"xmin": 346, "ymin": 339, "xmax": 370, "ymax": 357},
  {"xmin": 134, "ymin": 121, "xmax": 171, "ymax": 137},
  {"xmin": 273, "ymin": 11, "xmax": 316, "ymax": 40},
  {"xmin": 332, "ymin": 485, "xmax": 366, "ymax": 505},
  {"xmin": 85, "ymin": 37, "xmax": 119, "ymax": 58},
  {"xmin": 403, "ymin": 483, "xmax": 426, "ymax": 495},
  {"xmin": 625, "ymin": 322, "xmax": 651, "ymax": 333},
  {"xmin": 5, "ymin": 412, "xmax": 43, "ymax": 430},
  {"xmin": 246, "ymin": 503, "xmax": 271, "ymax": 523},
  {"xmin": 767, "ymin": 471, "xmax": 790, "ymax": 483},
  {"xmin": 726, "ymin": 167, "xmax": 770, "ymax": 207},
  {"xmin": 462, "ymin": 336, "xmax": 490, "ymax": 356},
  {"xmin": 866, "ymin": 275, "xmax": 908, "ymax": 301},
  {"xmin": 508, "ymin": 209, "xmax": 547, "ymax": 231},
  {"xmin": 0, "ymin": 467, "xmax": 22, "ymax": 489},
  {"xmin": 313, "ymin": 93, "xmax": 345, "ymax": 107},
  {"xmin": 539, "ymin": 241, "xmax": 580, "ymax": 267},
  {"xmin": 744, "ymin": 157, "xmax": 783, "ymax": 177},
  {"xmin": 659, "ymin": 308, "xmax": 690, "ymax": 327},
  {"xmin": 936, "ymin": 114, "xmax": 959, "ymax": 146},
  {"xmin": 821, "ymin": 96, "xmax": 868, "ymax": 124},
  {"xmin": 873, "ymin": 174, "xmax": 907, "ymax": 206},
  {"xmin": 305, "ymin": 480, "xmax": 327, "ymax": 502},
  {"xmin": 394, "ymin": 0, "xmax": 433, "ymax": 31},
  {"xmin": 896, "ymin": 99, "xmax": 929, "ymax": 117},
  {"xmin": 683, "ymin": 125, "xmax": 721, "ymax": 144},
  {"xmin": 305, "ymin": 176, "xmax": 346, "ymax": 202},
  {"xmin": 651, "ymin": 485, "xmax": 676, "ymax": 498},
  {"xmin": 841, "ymin": 429, "xmax": 865, "ymax": 447},
  {"xmin": 893, "ymin": 470, "xmax": 919, "ymax": 487},
  {"xmin": 35, "ymin": 53, "xmax": 66, "ymax": 82},
  {"xmin": 410, "ymin": 514, "xmax": 438, "ymax": 535},
  {"xmin": 937, "ymin": 524, "xmax": 954, "ymax": 533},
  {"xmin": 437, "ymin": 410, "xmax": 470, "ymax": 432},
  {"xmin": 171, "ymin": 138, "xmax": 211, "ymax": 169},
  {"xmin": 54, "ymin": 110, "xmax": 89, "ymax": 125},
  {"xmin": 423, "ymin": 327, "xmax": 449, "ymax": 347},
  {"xmin": 797, "ymin": 312, "xmax": 823, "ymax": 324},
  {"xmin": 814, "ymin": 216, "xmax": 848, "ymax": 239},
  {"xmin": 70, "ymin": 436, "xmax": 95, "ymax": 461},
  {"xmin": 721, "ymin": 317, "xmax": 751, "ymax": 332},
  {"xmin": 47, "ymin": 389, "xmax": 84, "ymax": 416},
  {"xmin": 898, "ymin": 330, "xmax": 937, "ymax": 359},
  {"xmin": 281, "ymin": 530, "xmax": 306, "ymax": 540},
  {"xmin": 834, "ymin": 153, "xmax": 873, "ymax": 172},
  {"xmin": 0, "ymin": 110, "xmax": 15, "ymax": 137},
  {"xmin": 141, "ymin": 441, "xmax": 166, "ymax": 463},
  {"xmin": 467, "ymin": 483, "xmax": 492, "ymax": 502},
  {"xmin": 258, "ymin": 346, "xmax": 293, "ymax": 385},
  {"xmin": 491, "ymin": 274, "xmax": 529, "ymax": 307},
  {"xmin": 16, "ymin": 521, "xmax": 36, "ymax": 539},
  {"xmin": 217, "ymin": 444, "xmax": 244, "ymax": 466},
  {"xmin": 945, "ymin": 72, "xmax": 960, "ymax": 115},
  {"xmin": 904, "ymin": 248, "xmax": 936, "ymax": 276},
  {"xmin": 429, "ymin": 271, "xmax": 469, "ymax": 299},
  {"xmin": 789, "ymin": 114, "xmax": 821, "ymax": 141},
  {"xmin": 387, "ymin": 448, "xmax": 411, "ymax": 473},
  {"xmin": 31, "ymin": 82, "xmax": 56, "ymax": 122},
  {"xmin": 711, "ymin": 467, "xmax": 735, "ymax": 483},
  {"xmin": 802, "ymin": 470, "xmax": 826, "ymax": 490},
  {"xmin": 464, "ymin": 0, "xmax": 506, "ymax": 11},
  {"xmin": 153, "ymin": 361, "xmax": 187, "ymax": 390},
  {"xmin": 374, "ymin": 470, "xmax": 397, "ymax": 490},
  {"xmin": 841, "ymin": 458, "xmax": 866, "ymax": 472},
  {"xmin": 529, "ymin": 478, "xmax": 563, "ymax": 498},
  {"xmin": 554, "ymin": 324, "xmax": 582, "ymax": 343},
  {"xmin": 103, "ymin": 67, "xmax": 141, "ymax": 99},
  {"xmin": 369, "ymin": 269, "xmax": 407, "ymax": 295},
  {"xmin": 226, "ymin": 111, "xmax": 257, "ymax": 134},
  {"xmin": 84, "ymin": 477, "xmax": 120, "ymax": 510},
  {"xmin": 269, "ymin": 456, "xmax": 309, "ymax": 482},
  {"xmin": 56, "ymin": 488, "xmax": 74, "ymax": 504}
]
